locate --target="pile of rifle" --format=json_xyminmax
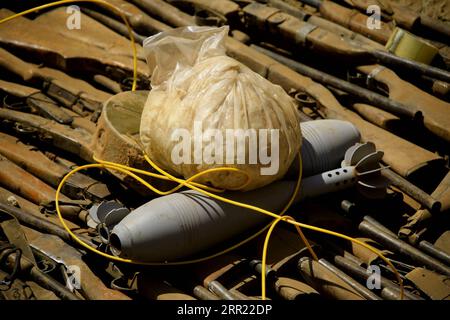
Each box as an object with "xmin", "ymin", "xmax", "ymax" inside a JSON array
[{"xmin": 0, "ymin": 0, "xmax": 449, "ymax": 300}]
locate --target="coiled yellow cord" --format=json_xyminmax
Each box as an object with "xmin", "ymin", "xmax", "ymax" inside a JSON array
[{"xmin": 1, "ymin": 1, "xmax": 404, "ymax": 300}]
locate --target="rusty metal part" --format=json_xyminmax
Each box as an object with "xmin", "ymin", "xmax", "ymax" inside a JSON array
[
  {"xmin": 193, "ymin": 285, "xmax": 220, "ymax": 300},
  {"xmin": 429, "ymin": 78, "xmax": 450, "ymax": 99},
  {"xmin": 0, "ymin": 269, "xmax": 45, "ymax": 300},
  {"xmin": 0, "ymin": 48, "xmax": 110, "ymax": 114},
  {"xmin": 406, "ymin": 267, "xmax": 450, "ymax": 300},
  {"xmin": 0, "ymin": 186, "xmax": 80, "ymax": 231},
  {"xmin": 23, "ymin": 227, "xmax": 130, "ymax": 300},
  {"xmin": 0, "ymin": 212, "xmax": 36, "ymax": 265},
  {"xmin": 0, "ymin": 132, "xmax": 110, "ymax": 201},
  {"xmin": 419, "ymin": 15, "xmax": 450, "ymax": 39},
  {"xmin": 350, "ymin": 237, "xmax": 391, "ymax": 266},
  {"xmin": 255, "ymin": 227, "xmax": 311, "ymax": 271},
  {"xmin": 0, "ymin": 202, "xmax": 93, "ymax": 246},
  {"xmin": 93, "ymin": 75, "xmax": 123, "ymax": 94},
  {"xmin": 230, "ymin": 30, "xmax": 250, "ymax": 43},
  {"xmin": 297, "ymin": 257, "xmax": 365, "ymax": 300},
  {"xmin": 248, "ymin": 256, "xmax": 316, "ymax": 299},
  {"xmin": 0, "ymin": 9, "xmax": 149, "ymax": 83},
  {"xmin": 208, "ymin": 280, "xmax": 238, "ymax": 300},
  {"xmin": 433, "ymin": 232, "xmax": 450, "ymax": 255},
  {"xmin": 400, "ymin": 171, "xmax": 450, "ymax": 242},
  {"xmin": 370, "ymin": 50, "xmax": 450, "ymax": 83},
  {"xmin": 0, "ymin": 154, "xmax": 72, "ymax": 208},
  {"xmin": 299, "ymin": 0, "xmax": 393, "ymax": 44},
  {"xmin": 201, "ymin": 256, "xmax": 248, "ymax": 287},
  {"xmin": 362, "ymin": 216, "xmax": 397, "ymax": 237},
  {"xmin": 0, "ymin": 155, "xmax": 86, "ymax": 221},
  {"xmin": 380, "ymin": 286, "xmax": 411, "ymax": 300},
  {"xmin": 273, "ymin": 276, "xmax": 319, "ymax": 300},
  {"xmin": 60, "ymin": 108, "xmax": 97, "ymax": 135},
  {"xmin": 35, "ymin": 7, "xmax": 146, "ymax": 61},
  {"xmin": 247, "ymin": 251, "xmax": 320, "ymax": 300},
  {"xmin": 0, "ymin": 108, "xmax": 93, "ymax": 162},
  {"xmin": 252, "ymin": 45, "xmax": 419, "ymax": 119},
  {"xmin": 359, "ymin": 220, "xmax": 450, "ymax": 276},
  {"xmin": 25, "ymin": 281, "xmax": 59, "ymax": 300},
  {"xmin": 229, "ymin": 289, "xmax": 253, "ymax": 300},
  {"xmin": 248, "ymin": 260, "xmax": 277, "ymax": 281},
  {"xmin": 418, "ymin": 241, "xmax": 450, "ymax": 266},
  {"xmin": 266, "ymin": 0, "xmax": 384, "ymax": 50},
  {"xmin": 357, "ymin": 65, "xmax": 450, "ymax": 142},
  {"xmin": 91, "ymin": 0, "xmax": 171, "ymax": 34},
  {"xmin": 382, "ymin": 169, "xmax": 441, "ymax": 213},
  {"xmin": 333, "ymin": 255, "xmax": 423, "ymax": 300},
  {"xmin": 130, "ymin": 0, "xmax": 196, "ymax": 27},
  {"xmin": 342, "ymin": 0, "xmax": 450, "ymax": 39},
  {"xmin": 167, "ymin": 0, "xmax": 240, "ymax": 25},
  {"xmin": 137, "ymin": 274, "xmax": 196, "ymax": 300},
  {"xmin": 243, "ymin": 3, "xmax": 367, "ymax": 59},
  {"xmin": 81, "ymin": 8, "xmax": 147, "ymax": 45},
  {"xmin": 352, "ymin": 103, "xmax": 400, "ymax": 130},
  {"xmin": 318, "ymin": 258, "xmax": 381, "ymax": 300},
  {"xmin": 0, "ymin": 80, "xmax": 73, "ymax": 124},
  {"xmin": 391, "ymin": 9, "xmax": 419, "ymax": 31},
  {"xmin": 0, "ymin": 241, "xmax": 80, "ymax": 300}
]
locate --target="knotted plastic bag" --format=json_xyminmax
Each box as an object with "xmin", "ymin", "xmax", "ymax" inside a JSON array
[{"xmin": 140, "ymin": 26, "xmax": 301, "ymax": 191}]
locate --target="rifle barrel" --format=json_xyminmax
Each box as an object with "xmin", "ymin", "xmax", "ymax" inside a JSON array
[
  {"xmin": 382, "ymin": 169, "xmax": 441, "ymax": 213},
  {"xmin": 252, "ymin": 45, "xmax": 420, "ymax": 119},
  {"xmin": 372, "ymin": 50, "xmax": 450, "ymax": 83},
  {"xmin": 299, "ymin": 0, "xmax": 322, "ymax": 9},
  {"xmin": 359, "ymin": 220, "xmax": 450, "ymax": 276}
]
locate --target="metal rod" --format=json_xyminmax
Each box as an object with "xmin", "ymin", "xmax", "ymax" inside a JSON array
[
  {"xmin": 208, "ymin": 280, "xmax": 237, "ymax": 300},
  {"xmin": 382, "ymin": 169, "xmax": 441, "ymax": 213},
  {"xmin": 359, "ymin": 220, "xmax": 450, "ymax": 276},
  {"xmin": 1, "ymin": 245, "xmax": 80, "ymax": 300},
  {"xmin": 363, "ymin": 215, "xmax": 397, "ymax": 237},
  {"xmin": 81, "ymin": 8, "xmax": 147, "ymax": 44},
  {"xmin": 318, "ymin": 258, "xmax": 382, "ymax": 300},
  {"xmin": 266, "ymin": 0, "xmax": 308, "ymax": 20},
  {"xmin": 333, "ymin": 255, "xmax": 423, "ymax": 300},
  {"xmin": 418, "ymin": 241, "xmax": 450, "ymax": 266},
  {"xmin": 0, "ymin": 203, "xmax": 94, "ymax": 247},
  {"xmin": 372, "ymin": 50, "xmax": 450, "ymax": 83},
  {"xmin": 193, "ymin": 285, "xmax": 220, "ymax": 300},
  {"xmin": 298, "ymin": 0, "xmax": 322, "ymax": 9},
  {"xmin": 252, "ymin": 45, "xmax": 420, "ymax": 119}
]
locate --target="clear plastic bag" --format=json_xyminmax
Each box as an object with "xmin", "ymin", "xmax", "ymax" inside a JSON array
[{"xmin": 140, "ymin": 26, "xmax": 301, "ymax": 191}]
